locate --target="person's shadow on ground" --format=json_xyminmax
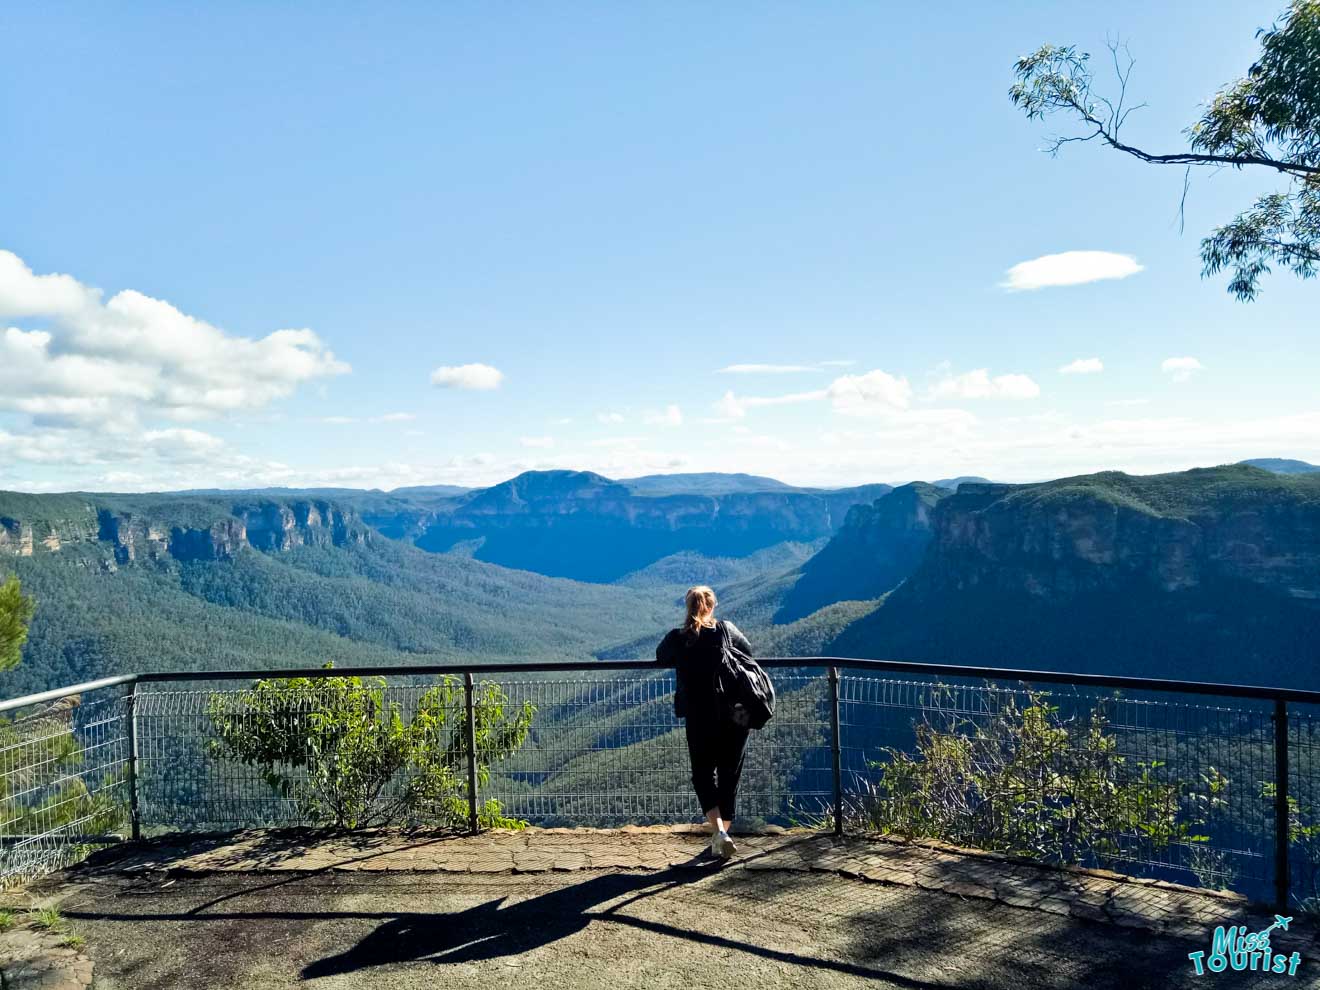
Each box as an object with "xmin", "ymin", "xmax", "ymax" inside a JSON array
[{"xmin": 303, "ymin": 860, "xmax": 713, "ymax": 979}]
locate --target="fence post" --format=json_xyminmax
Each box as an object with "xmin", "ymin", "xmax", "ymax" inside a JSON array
[
  {"xmin": 464, "ymin": 672, "xmax": 479, "ymax": 835},
  {"xmin": 829, "ymin": 666, "xmax": 843, "ymax": 836},
  {"xmin": 126, "ymin": 682, "xmax": 141, "ymax": 842},
  {"xmin": 1273, "ymin": 698, "xmax": 1290, "ymax": 912}
]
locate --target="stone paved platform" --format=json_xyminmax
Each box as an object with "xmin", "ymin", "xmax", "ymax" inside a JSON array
[
  {"xmin": 60, "ymin": 824, "xmax": 1316, "ymax": 958},
  {"xmin": 0, "ymin": 923, "xmax": 94, "ymax": 990},
  {"xmin": 8, "ymin": 826, "xmax": 1314, "ymax": 989}
]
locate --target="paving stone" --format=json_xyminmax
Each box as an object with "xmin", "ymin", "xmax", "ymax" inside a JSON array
[
  {"xmin": 0, "ymin": 924, "xmax": 93, "ymax": 990},
  {"xmin": 512, "ymin": 853, "xmax": 557, "ymax": 872},
  {"xmin": 943, "ymin": 880, "xmax": 997, "ymax": 901},
  {"xmin": 997, "ymin": 889, "xmax": 1046, "ymax": 909},
  {"xmin": 550, "ymin": 852, "xmax": 591, "ymax": 871}
]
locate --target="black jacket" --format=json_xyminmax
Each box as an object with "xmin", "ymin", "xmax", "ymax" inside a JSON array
[{"xmin": 656, "ymin": 621, "xmax": 754, "ymax": 721}]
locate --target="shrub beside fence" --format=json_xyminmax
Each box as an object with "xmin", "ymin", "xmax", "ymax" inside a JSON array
[{"xmin": 1, "ymin": 657, "xmax": 1317, "ymax": 911}]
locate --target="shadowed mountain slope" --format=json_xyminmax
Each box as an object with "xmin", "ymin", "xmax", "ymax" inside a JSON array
[
  {"xmin": 1241, "ymin": 458, "xmax": 1320, "ymax": 475},
  {"xmin": 828, "ymin": 465, "xmax": 1320, "ymax": 688},
  {"xmin": 369, "ymin": 470, "xmax": 890, "ymax": 582},
  {"xmin": 774, "ymin": 482, "xmax": 950, "ymax": 624}
]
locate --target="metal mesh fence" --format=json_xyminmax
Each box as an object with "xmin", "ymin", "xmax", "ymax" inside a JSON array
[
  {"xmin": 0, "ymin": 687, "xmax": 131, "ymax": 886},
  {"xmin": 837, "ymin": 673, "xmax": 1279, "ymax": 902},
  {"xmin": 477, "ymin": 672, "xmax": 831, "ymax": 827},
  {"xmin": 1289, "ymin": 703, "xmax": 1320, "ymax": 912},
  {"xmin": 0, "ymin": 664, "xmax": 1314, "ymax": 908},
  {"xmin": 133, "ymin": 672, "xmax": 832, "ymax": 831},
  {"xmin": 135, "ymin": 678, "xmax": 471, "ymax": 831}
]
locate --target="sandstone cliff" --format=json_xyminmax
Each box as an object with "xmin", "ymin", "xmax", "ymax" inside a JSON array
[
  {"xmin": 911, "ymin": 466, "xmax": 1320, "ymax": 601},
  {"xmin": 776, "ymin": 482, "xmax": 950, "ymax": 622},
  {"xmin": 1, "ymin": 493, "xmax": 370, "ymax": 565},
  {"xmin": 829, "ymin": 465, "xmax": 1320, "ymax": 688}
]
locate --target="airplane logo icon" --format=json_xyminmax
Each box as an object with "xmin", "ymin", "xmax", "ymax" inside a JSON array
[{"xmin": 1264, "ymin": 915, "xmax": 1293, "ymax": 935}]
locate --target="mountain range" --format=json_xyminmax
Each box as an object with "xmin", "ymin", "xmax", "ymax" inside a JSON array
[
  {"xmin": 331, "ymin": 470, "xmax": 890, "ymax": 582},
  {"xmin": 2, "ymin": 459, "xmax": 1319, "ymax": 695},
  {"xmin": 0, "ymin": 488, "xmax": 674, "ymax": 695},
  {"xmin": 1239, "ymin": 458, "xmax": 1320, "ymax": 475},
  {"xmin": 828, "ymin": 465, "xmax": 1320, "ymax": 688}
]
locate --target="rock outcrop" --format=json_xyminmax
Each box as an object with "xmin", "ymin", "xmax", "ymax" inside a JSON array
[
  {"xmin": 912, "ymin": 467, "xmax": 1320, "ymax": 601},
  {"xmin": 234, "ymin": 501, "xmax": 367, "ymax": 553},
  {"xmin": 0, "ymin": 498, "xmax": 99, "ymax": 558},
  {"xmin": 829, "ymin": 465, "xmax": 1320, "ymax": 688},
  {"xmin": 2, "ymin": 495, "xmax": 370, "ymax": 565},
  {"xmin": 776, "ymin": 482, "xmax": 950, "ymax": 622}
]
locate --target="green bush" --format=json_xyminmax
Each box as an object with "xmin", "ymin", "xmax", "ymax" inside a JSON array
[
  {"xmin": 856, "ymin": 690, "xmax": 1216, "ymax": 867},
  {"xmin": 1262, "ymin": 782, "xmax": 1320, "ymax": 914},
  {"xmin": 0, "ymin": 575, "xmax": 35, "ymax": 673},
  {"xmin": 207, "ymin": 667, "xmax": 534, "ymax": 829}
]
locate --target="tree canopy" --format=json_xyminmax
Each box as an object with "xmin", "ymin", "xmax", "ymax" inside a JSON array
[
  {"xmin": 0, "ymin": 576, "xmax": 35, "ymax": 673},
  {"xmin": 1010, "ymin": 0, "xmax": 1320, "ymax": 300}
]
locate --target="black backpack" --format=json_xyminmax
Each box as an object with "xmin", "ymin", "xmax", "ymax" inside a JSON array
[{"xmin": 712, "ymin": 621, "xmax": 776, "ymax": 730}]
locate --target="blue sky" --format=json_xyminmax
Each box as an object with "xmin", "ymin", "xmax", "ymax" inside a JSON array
[{"xmin": 1, "ymin": 1, "xmax": 1314, "ymax": 492}]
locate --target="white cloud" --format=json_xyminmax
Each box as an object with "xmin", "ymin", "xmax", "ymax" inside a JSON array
[
  {"xmin": 1001, "ymin": 251, "xmax": 1143, "ymax": 291},
  {"xmin": 714, "ymin": 368, "xmax": 911, "ymax": 420},
  {"xmin": 8, "ymin": 401, "xmax": 1320, "ymax": 494},
  {"xmin": 1106, "ymin": 398, "xmax": 1149, "ymax": 407},
  {"xmin": 0, "ymin": 251, "xmax": 99, "ymax": 318},
  {"xmin": 596, "ymin": 411, "xmax": 625, "ymax": 424},
  {"xmin": 0, "ymin": 251, "xmax": 348, "ymax": 429},
  {"xmin": 0, "ymin": 428, "xmax": 87, "ymax": 465},
  {"xmin": 520, "ymin": 436, "xmax": 555, "ymax": 449},
  {"xmin": 320, "ymin": 413, "xmax": 417, "ymax": 425},
  {"xmin": 1161, "ymin": 356, "xmax": 1205, "ymax": 383},
  {"xmin": 0, "ymin": 249, "xmax": 361, "ymax": 492},
  {"xmin": 644, "ymin": 405, "xmax": 683, "ymax": 426},
  {"xmin": 714, "ymin": 392, "xmax": 747, "ymax": 420},
  {"xmin": 713, "ymin": 388, "xmax": 825, "ymax": 420},
  {"xmin": 1059, "ymin": 358, "xmax": 1104, "ymax": 375},
  {"xmin": 826, "ymin": 370, "xmax": 913, "ymax": 415},
  {"xmin": 928, "ymin": 369, "xmax": 1041, "ymax": 401},
  {"xmin": 141, "ymin": 428, "xmax": 226, "ymax": 462},
  {"xmin": 430, "ymin": 363, "xmax": 504, "ymax": 390}
]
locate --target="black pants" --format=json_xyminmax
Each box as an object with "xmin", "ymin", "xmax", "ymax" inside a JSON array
[{"xmin": 684, "ymin": 714, "xmax": 750, "ymax": 821}]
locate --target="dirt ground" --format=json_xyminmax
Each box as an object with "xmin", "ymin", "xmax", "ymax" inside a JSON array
[{"xmin": 46, "ymin": 862, "xmax": 1282, "ymax": 990}]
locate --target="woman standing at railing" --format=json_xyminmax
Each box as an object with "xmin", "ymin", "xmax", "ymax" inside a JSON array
[{"xmin": 656, "ymin": 584, "xmax": 754, "ymax": 860}]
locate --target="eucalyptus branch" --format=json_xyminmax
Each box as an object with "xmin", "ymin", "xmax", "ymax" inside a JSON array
[{"xmin": 1010, "ymin": 3, "xmax": 1320, "ymax": 300}]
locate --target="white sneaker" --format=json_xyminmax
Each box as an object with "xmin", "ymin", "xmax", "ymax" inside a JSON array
[{"xmin": 712, "ymin": 829, "xmax": 737, "ymax": 859}]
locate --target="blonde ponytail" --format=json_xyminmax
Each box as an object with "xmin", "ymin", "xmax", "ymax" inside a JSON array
[{"xmin": 683, "ymin": 585, "xmax": 717, "ymax": 640}]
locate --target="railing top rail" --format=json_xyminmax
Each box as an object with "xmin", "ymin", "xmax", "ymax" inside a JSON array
[
  {"xmin": 0, "ymin": 673, "xmax": 139, "ymax": 715},
  {"xmin": 4, "ymin": 656, "xmax": 1318, "ymax": 713}
]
